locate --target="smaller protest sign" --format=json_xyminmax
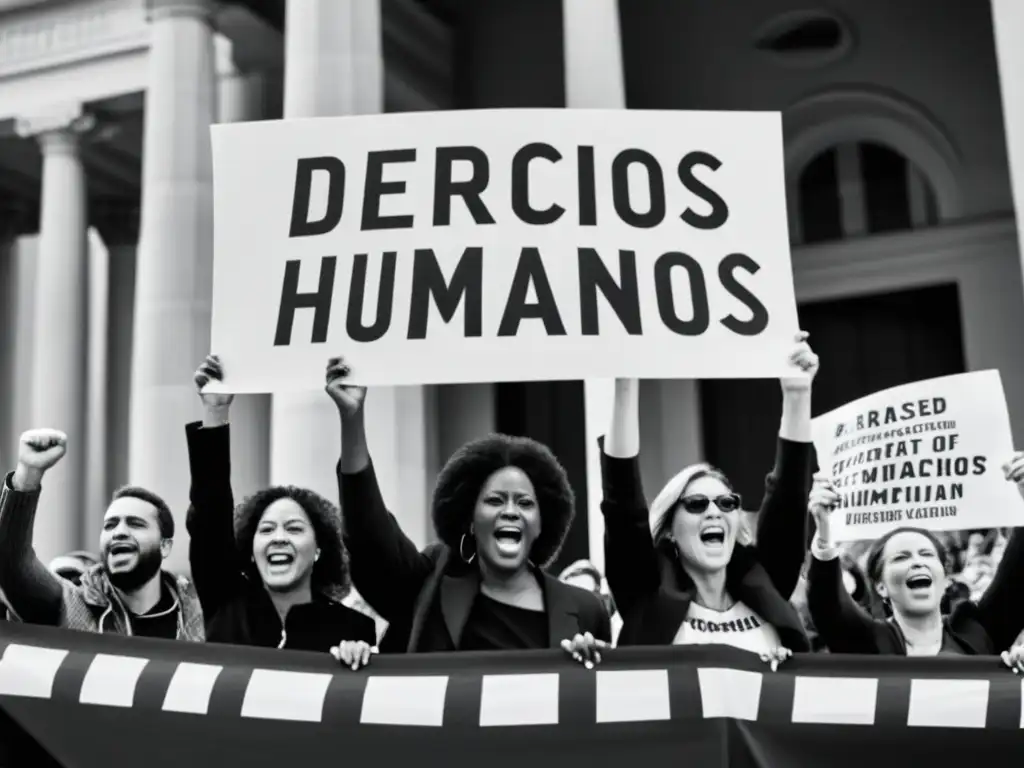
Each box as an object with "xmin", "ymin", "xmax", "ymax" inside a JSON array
[{"xmin": 811, "ymin": 370, "xmax": 1024, "ymax": 542}]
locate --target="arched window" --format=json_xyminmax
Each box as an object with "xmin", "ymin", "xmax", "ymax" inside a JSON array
[{"xmin": 793, "ymin": 141, "xmax": 940, "ymax": 244}]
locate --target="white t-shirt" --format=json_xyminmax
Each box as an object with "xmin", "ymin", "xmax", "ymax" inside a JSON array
[{"xmin": 672, "ymin": 600, "xmax": 781, "ymax": 655}]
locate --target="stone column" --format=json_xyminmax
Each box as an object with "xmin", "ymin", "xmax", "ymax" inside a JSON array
[
  {"xmin": 272, "ymin": 0, "xmax": 437, "ymax": 550},
  {"xmin": 0, "ymin": 216, "xmax": 19, "ymax": 474},
  {"xmin": 93, "ymin": 203, "xmax": 139, "ymax": 536},
  {"xmin": 104, "ymin": 239, "xmax": 137, "ymax": 497},
  {"xmin": 562, "ymin": 1, "xmax": 705, "ymax": 572},
  {"xmin": 85, "ymin": 229, "xmax": 109, "ymax": 545},
  {"xmin": 216, "ymin": 36, "xmax": 271, "ymax": 501},
  {"xmin": 129, "ymin": 0, "xmax": 217, "ymax": 574},
  {"xmin": 9, "ymin": 236, "xmax": 38, "ymax": 471},
  {"xmin": 562, "ymin": 0, "xmax": 626, "ymax": 574},
  {"xmin": 992, "ymin": 0, "xmax": 1024, "ymax": 291},
  {"xmin": 15, "ymin": 104, "xmax": 94, "ymax": 562}
]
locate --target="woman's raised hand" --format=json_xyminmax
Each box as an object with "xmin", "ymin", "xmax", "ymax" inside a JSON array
[
  {"xmin": 325, "ymin": 357, "xmax": 367, "ymax": 421},
  {"xmin": 193, "ymin": 354, "xmax": 234, "ymax": 409},
  {"xmin": 331, "ymin": 640, "xmax": 378, "ymax": 671},
  {"xmin": 809, "ymin": 473, "xmax": 840, "ymax": 545},
  {"xmin": 1003, "ymin": 452, "xmax": 1024, "ymax": 500},
  {"xmin": 780, "ymin": 331, "xmax": 820, "ymax": 394},
  {"xmin": 561, "ymin": 632, "xmax": 608, "ymax": 670}
]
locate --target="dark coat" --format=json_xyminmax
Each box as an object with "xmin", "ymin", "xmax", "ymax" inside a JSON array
[
  {"xmin": 339, "ymin": 462, "xmax": 611, "ymax": 653},
  {"xmin": 600, "ymin": 438, "xmax": 815, "ymax": 651},
  {"xmin": 185, "ymin": 422, "xmax": 375, "ymax": 652}
]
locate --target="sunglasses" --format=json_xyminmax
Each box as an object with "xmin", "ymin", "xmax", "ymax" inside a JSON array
[{"xmin": 678, "ymin": 493, "xmax": 742, "ymax": 514}]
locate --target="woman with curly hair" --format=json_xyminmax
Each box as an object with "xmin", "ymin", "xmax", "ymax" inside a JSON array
[
  {"xmin": 188, "ymin": 355, "xmax": 376, "ymax": 665},
  {"xmin": 599, "ymin": 333, "xmax": 819, "ymax": 669},
  {"xmin": 326, "ymin": 358, "xmax": 610, "ymax": 664}
]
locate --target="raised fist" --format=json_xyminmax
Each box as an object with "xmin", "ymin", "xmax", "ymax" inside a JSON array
[
  {"xmin": 17, "ymin": 429, "xmax": 67, "ymax": 475},
  {"xmin": 809, "ymin": 473, "xmax": 840, "ymax": 544},
  {"xmin": 781, "ymin": 331, "xmax": 820, "ymax": 394},
  {"xmin": 325, "ymin": 357, "xmax": 366, "ymax": 421},
  {"xmin": 194, "ymin": 354, "xmax": 234, "ymax": 410}
]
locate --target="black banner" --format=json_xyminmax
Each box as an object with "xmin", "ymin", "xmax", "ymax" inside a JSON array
[{"xmin": 1, "ymin": 621, "xmax": 1022, "ymax": 768}]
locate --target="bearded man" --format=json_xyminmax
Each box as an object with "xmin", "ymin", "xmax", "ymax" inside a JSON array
[{"xmin": 0, "ymin": 429, "xmax": 203, "ymax": 640}]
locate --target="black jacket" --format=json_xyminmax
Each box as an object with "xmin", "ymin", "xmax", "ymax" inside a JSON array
[
  {"xmin": 185, "ymin": 422, "xmax": 375, "ymax": 652},
  {"xmin": 339, "ymin": 461, "xmax": 611, "ymax": 653},
  {"xmin": 601, "ymin": 438, "xmax": 815, "ymax": 651}
]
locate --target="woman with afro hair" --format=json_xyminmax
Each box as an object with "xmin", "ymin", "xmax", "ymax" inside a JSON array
[
  {"xmin": 188, "ymin": 355, "xmax": 377, "ymax": 666},
  {"xmin": 326, "ymin": 357, "xmax": 611, "ymax": 665}
]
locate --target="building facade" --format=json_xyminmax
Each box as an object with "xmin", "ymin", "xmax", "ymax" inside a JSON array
[{"xmin": 2, "ymin": 0, "xmax": 1024, "ymax": 578}]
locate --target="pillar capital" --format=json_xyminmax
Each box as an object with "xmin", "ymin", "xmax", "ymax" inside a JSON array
[
  {"xmin": 16, "ymin": 104, "xmax": 96, "ymax": 155},
  {"xmin": 147, "ymin": 0, "xmax": 216, "ymax": 23}
]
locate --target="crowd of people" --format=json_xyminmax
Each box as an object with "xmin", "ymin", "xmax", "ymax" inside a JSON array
[{"xmin": 2, "ymin": 332, "xmax": 1024, "ymax": 675}]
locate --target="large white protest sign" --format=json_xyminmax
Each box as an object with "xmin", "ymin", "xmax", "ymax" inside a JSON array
[
  {"xmin": 812, "ymin": 371, "xmax": 1024, "ymax": 542},
  {"xmin": 208, "ymin": 109, "xmax": 799, "ymax": 391}
]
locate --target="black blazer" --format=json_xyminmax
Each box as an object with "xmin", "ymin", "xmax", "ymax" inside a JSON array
[
  {"xmin": 601, "ymin": 437, "xmax": 814, "ymax": 651},
  {"xmin": 184, "ymin": 422, "xmax": 375, "ymax": 652},
  {"xmin": 807, "ymin": 526, "xmax": 1024, "ymax": 655},
  {"xmin": 339, "ymin": 461, "xmax": 611, "ymax": 653}
]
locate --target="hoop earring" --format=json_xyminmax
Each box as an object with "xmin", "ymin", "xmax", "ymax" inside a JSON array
[{"xmin": 459, "ymin": 533, "xmax": 476, "ymax": 565}]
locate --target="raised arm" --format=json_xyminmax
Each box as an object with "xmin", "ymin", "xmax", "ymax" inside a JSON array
[
  {"xmin": 326, "ymin": 357, "xmax": 433, "ymax": 623},
  {"xmin": 805, "ymin": 476, "xmax": 880, "ymax": 652},
  {"xmin": 755, "ymin": 332, "xmax": 819, "ymax": 600},
  {"xmin": 0, "ymin": 430, "xmax": 71, "ymax": 625},
  {"xmin": 185, "ymin": 355, "xmax": 247, "ymax": 622},
  {"xmin": 601, "ymin": 378, "xmax": 661, "ymax": 618},
  {"xmin": 973, "ymin": 452, "xmax": 1024, "ymax": 651}
]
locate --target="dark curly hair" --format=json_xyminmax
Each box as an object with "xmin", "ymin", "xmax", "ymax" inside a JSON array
[
  {"xmin": 432, "ymin": 434, "xmax": 576, "ymax": 568},
  {"xmin": 233, "ymin": 485, "xmax": 351, "ymax": 602}
]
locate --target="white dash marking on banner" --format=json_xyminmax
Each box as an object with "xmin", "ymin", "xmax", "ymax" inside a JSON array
[
  {"xmin": 162, "ymin": 663, "xmax": 224, "ymax": 715},
  {"xmin": 907, "ymin": 679, "xmax": 989, "ymax": 728},
  {"xmin": 360, "ymin": 676, "xmax": 449, "ymax": 726},
  {"xmin": 697, "ymin": 668, "xmax": 762, "ymax": 721},
  {"xmin": 479, "ymin": 673, "xmax": 560, "ymax": 727},
  {"xmin": 596, "ymin": 670, "xmax": 671, "ymax": 723},
  {"xmin": 80, "ymin": 654, "xmax": 150, "ymax": 708},
  {"xmin": 0, "ymin": 644, "xmax": 69, "ymax": 699},
  {"xmin": 241, "ymin": 669, "xmax": 333, "ymax": 722},
  {"xmin": 791, "ymin": 676, "xmax": 878, "ymax": 725}
]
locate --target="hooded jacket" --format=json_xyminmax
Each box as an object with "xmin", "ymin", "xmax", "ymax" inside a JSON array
[
  {"xmin": 65, "ymin": 565, "xmax": 204, "ymax": 639},
  {"xmin": 0, "ymin": 473, "xmax": 203, "ymax": 640}
]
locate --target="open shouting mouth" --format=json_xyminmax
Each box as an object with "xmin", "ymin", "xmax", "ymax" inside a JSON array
[
  {"xmin": 265, "ymin": 550, "xmax": 296, "ymax": 573},
  {"xmin": 906, "ymin": 572, "xmax": 933, "ymax": 590},
  {"xmin": 699, "ymin": 525, "xmax": 726, "ymax": 549},
  {"xmin": 494, "ymin": 526, "xmax": 524, "ymax": 556}
]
